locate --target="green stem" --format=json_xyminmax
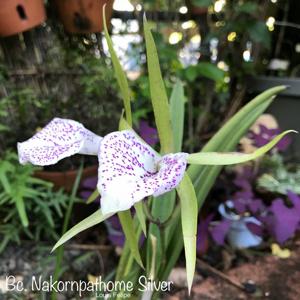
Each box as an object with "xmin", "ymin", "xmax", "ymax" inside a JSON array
[{"xmin": 51, "ymin": 163, "xmax": 83, "ymax": 300}]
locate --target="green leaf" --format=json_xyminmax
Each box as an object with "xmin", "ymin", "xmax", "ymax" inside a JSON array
[
  {"xmin": 189, "ymin": 86, "xmax": 286, "ymax": 170},
  {"xmin": 119, "ymin": 116, "xmax": 132, "ymax": 131},
  {"xmin": 247, "ymin": 21, "xmax": 271, "ymax": 48},
  {"xmin": 188, "ymin": 130, "xmax": 296, "ymax": 165},
  {"xmin": 184, "ymin": 66, "xmax": 198, "ymax": 82},
  {"xmin": 170, "ymin": 81, "xmax": 185, "ymax": 152},
  {"xmin": 86, "ymin": 189, "xmax": 100, "ymax": 204},
  {"xmin": 118, "ymin": 210, "xmax": 144, "ymax": 268},
  {"xmin": 134, "ymin": 202, "xmax": 147, "ymax": 237},
  {"xmin": 235, "ymin": 2, "xmax": 258, "ymax": 14},
  {"xmin": 176, "ymin": 173, "xmax": 198, "ymax": 295},
  {"xmin": 52, "ymin": 210, "xmax": 113, "ymax": 252},
  {"xmin": 15, "ymin": 196, "xmax": 29, "ymax": 227},
  {"xmin": 158, "ymin": 86, "xmax": 286, "ymax": 287},
  {"xmin": 103, "ymin": 6, "xmax": 132, "ymax": 126},
  {"xmin": 143, "ymin": 15, "xmax": 174, "ymax": 153},
  {"xmin": 197, "ymin": 62, "xmax": 224, "ymax": 82}
]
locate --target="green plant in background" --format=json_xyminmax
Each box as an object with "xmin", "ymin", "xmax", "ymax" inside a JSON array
[
  {"xmin": 128, "ymin": 0, "xmax": 275, "ymax": 153},
  {"xmin": 0, "ymin": 151, "xmax": 71, "ymax": 253},
  {"xmin": 258, "ymin": 154, "xmax": 300, "ymax": 195},
  {"xmin": 19, "ymin": 10, "xmax": 293, "ymax": 299}
]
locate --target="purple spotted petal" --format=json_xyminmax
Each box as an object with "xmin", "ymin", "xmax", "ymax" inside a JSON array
[
  {"xmin": 18, "ymin": 118, "xmax": 102, "ymax": 166},
  {"xmin": 98, "ymin": 130, "xmax": 188, "ymax": 214}
]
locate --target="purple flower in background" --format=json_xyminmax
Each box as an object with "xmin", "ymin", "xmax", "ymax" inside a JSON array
[
  {"xmin": 249, "ymin": 125, "xmax": 291, "ymax": 152},
  {"xmin": 210, "ymin": 200, "xmax": 263, "ymax": 248},
  {"xmin": 210, "ymin": 219, "xmax": 231, "ymax": 245},
  {"xmin": 139, "ymin": 120, "xmax": 159, "ymax": 146},
  {"xmin": 80, "ymin": 177, "xmax": 100, "ymax": 202},
  {"xmin": 265, "ymin": 191, "xmax": 300, "ymax": 244},
  {"xmin": 196, "ymin": 214, "xmax": 214, "ymax": 255},
  {"xmin": 105, "ymin": 213, "xmax": 145, "ymax": 248},
  {"xmin": 105, "ymin": 215, "xmax": 125, "ymax": 248}
]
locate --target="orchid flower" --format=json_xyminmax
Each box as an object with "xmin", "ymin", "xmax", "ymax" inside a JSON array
[
  {"xmin": 18, "ymin": 118, "xmax": 188, "ymax": 215},
  {"xmin": 18, "ymin": 118, "xmax": 294, "ymax": 216}
]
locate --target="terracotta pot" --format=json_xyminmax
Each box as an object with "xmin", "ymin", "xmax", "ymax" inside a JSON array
[
  {"xmin": 34, "ymin": 165, "xmax": 98, "ymax": 193},
  {"xmin": 0, "ymin": 0, "xmax": 46, "ymax": 37},
  {"xmin": 55, "ymin": 0, "xmax": 114, "ymax": 34},
  {"xmin": 186, "ymin": 0, "xmax": 208, "ymax": 15}
]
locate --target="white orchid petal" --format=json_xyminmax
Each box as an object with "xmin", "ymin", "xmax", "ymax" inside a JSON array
[
  {"xmin": 98, "ymin": 130, "xmax": 188, "ymax": 214},
  {"xmin": 18, "ymin": 118, "xmax": 102, "ymax": 166},
  {"xmin": 152, "ymin": 153, "xmax": 188, "ymax": 197}
]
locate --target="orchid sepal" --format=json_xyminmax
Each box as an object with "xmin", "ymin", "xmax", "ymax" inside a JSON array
[
  {"xmin": 187, "ymin": 130, "xmax": 297, "ymax": 166},
  {"xmin": 18, "ymin": 118, "xmax": 102, "ymax": 166}
]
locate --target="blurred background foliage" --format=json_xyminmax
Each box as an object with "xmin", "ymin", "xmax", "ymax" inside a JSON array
[
  {"xmin": 1, "ymin": 0, "xmax": 299, "ymax": 154},
  {"xmin": 0, "ymin": 1, "xmax": 300, "ymax": 298}
]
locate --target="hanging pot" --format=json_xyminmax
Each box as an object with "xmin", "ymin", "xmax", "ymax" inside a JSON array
[
  {"xmin": 185, "ymin": 0, "xmax": 208, "ymax": 15},
  {"xmin": 0, "ymin": 0, "xmax": 46, "ymax": 37},
  {"xmin": 55, "ymin": 0, "xmax": 114, "ymax": 34},
  {"xmin": 34, "ymin": 165, "xmax": 98, "ymax": 193}
]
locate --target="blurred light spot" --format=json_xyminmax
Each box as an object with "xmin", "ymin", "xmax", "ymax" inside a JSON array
[
  {"xmin": 227, "ymin": 31, "xmax": 236, "ymax": 42},
  {"xmin": 113, "ymin": 0, "xmax": 134, "ymax": 11},
  {"xmin": 266, "ymin": 17, "xmax": 275, "ymax": 27},
  {"xmin": 224, "ymin": 76, "xmax": 230, "ymax": 83},
  {"xmin": 266, "ymin": 16, "xmax": 275, "ymax": 31},
  {"xmin": 243, "ymin": 50, "xmax": 251, "ymax": 62},
  {"xmin": 214, "ymin": 0, "xmax": 226, "ymax": 13},
  {"xmin": 179, "ymin": 6, "xmax": 188, "ymax": 14},
  {"xmin": 210, "ymin": 38, "xmax": 219, "ymax": 62},
  {"xmin": 128, "ymin": 20, "xmax": 139, "ymax": 33},
  {"xmin": 191, "ymin": 34, "xmax": 201, "ymax": 44},
  {"xmin": 271, "ymin": 0, "xmax": 277, "ymax": 3},
  {"xmin": 216, "ymin": 21, "xmax": 225, "ymax": 27},
  {"xmin": 182, "ymin": 20, "xmax": 196, "ymax": 30},
  {"xmin": 169, "ymin": 32, "xmax": 183, "ymax": 44},
  {"xmin": 217, "ymin": 61, "xmax": 229, "ymax": 71},
  {"xmin": 136, "ymin": 4, "xmax": 142, "ymax": 11}
]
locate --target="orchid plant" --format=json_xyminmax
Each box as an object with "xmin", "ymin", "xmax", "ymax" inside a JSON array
[{"xmin": 17, "ymin": 9, "xmax": 296, "ymax": 299}]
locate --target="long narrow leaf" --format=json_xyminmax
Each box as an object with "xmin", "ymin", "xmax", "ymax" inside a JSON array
[
  {"xmin": 134, "ymin": 201, "xmax": 147, "ymax": 236},
  {"xmin": 159, "ymin": 87, "xmax": 286, "ymax": 287},
  {"xmin": 86, "ymin": 189, "xmax": 100, "ymax": 204},
  {"xmin": 170, "ymin": 81, "xmax": 185, "ymax": 152},
  {"xmin": 52, "ymin": 210, "xmax": 113, "ymax": 252},
  {"xmin": 188, "ymin": 130, "xmax": 296, "ymax": 165},
  {"xmin": 188, "ymin": 87, "xmax": 287, "ymax": 182},
  {"xmin": 103, "ymin": 6, "xmax": 132, "ymax": 126},
  {"xmin": 15, "ymin": 196, "xmax": 28, "ymax": 227},
  {"xmin": 143, "ymin": 16, "xmax": 173, "ymax": 153},
  {"xmin": 176, "ymin": 173, "xmax": 198, "ymax": 295},
  {"xmin": 118, "ymin": 210, "xmax": 144, "ymax": 268}
]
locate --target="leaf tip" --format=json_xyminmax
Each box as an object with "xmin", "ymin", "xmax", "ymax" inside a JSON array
[
  {"xmin": 51, "ymin": 244, "xmax": 58, "ymax": 253},
  {"xmin": 143, "ymin": 12, "xmax": 147, "ymax": 23}
]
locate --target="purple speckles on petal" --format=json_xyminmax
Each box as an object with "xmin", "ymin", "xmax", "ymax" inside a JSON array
[
  {"xmin": 17, "ymin": 118, "xmax": 102, "ymax": 166},
  {"xmin": 98, "ymin": 130, "xmax": 188, "ymax": 214}
]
